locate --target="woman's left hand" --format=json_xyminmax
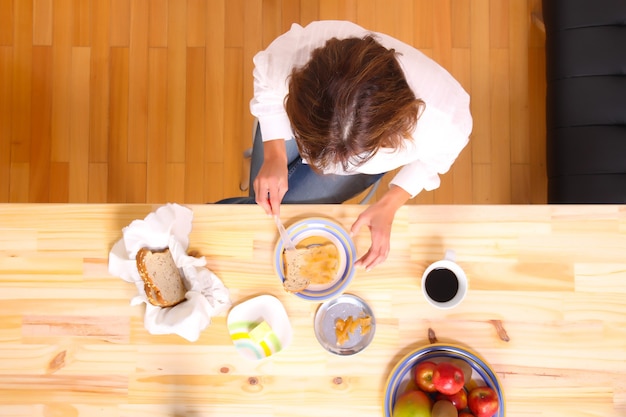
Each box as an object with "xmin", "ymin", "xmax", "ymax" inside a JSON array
[
  {"xmin": 351, "ymin": 185, "xmax": 411, "ymax": 271},
  {"xmin": 351, "ymin": 204, "xmax": 394, "ymax": 271}
]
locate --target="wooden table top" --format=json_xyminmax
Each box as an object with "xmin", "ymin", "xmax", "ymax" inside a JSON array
[{"xmin": 1, "ymin": 204, "xmax": 625, "ymax": 417}]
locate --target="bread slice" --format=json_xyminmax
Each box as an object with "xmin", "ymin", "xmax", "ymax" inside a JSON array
[
  {"xmin": 298, "ymin": 243, "xmax": 339, "ymax": 285},
  {"xmin": 282, "ymin": 243, "xmax": 340, "ymax": 293},
  {"xmin": 136, "ymin": 247, "xmax": 187, "ymax": 307},
  {"xmin": 283, "ymin": 249, "xmax": 310, "ymax": 293}
]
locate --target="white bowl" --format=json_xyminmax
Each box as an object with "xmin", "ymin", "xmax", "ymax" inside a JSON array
[{"xmin": 273, "ymin": 217, "xmax": 356, "ymax": 301}]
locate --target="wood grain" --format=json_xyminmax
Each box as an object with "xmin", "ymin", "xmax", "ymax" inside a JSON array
[
  {"xmin": 0, "ymin": 0, "xmax": 548, "ymax": 204},
  {"xmin": 0, "ymin": 204, "xmax": 625, "ymax": 417}
]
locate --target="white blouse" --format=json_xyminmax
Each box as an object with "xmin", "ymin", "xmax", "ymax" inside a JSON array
[{"xmin": 250, "ymin": 20, "xmax": 472, "ymax": 198}]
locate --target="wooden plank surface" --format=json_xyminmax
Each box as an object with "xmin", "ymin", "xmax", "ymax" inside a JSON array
[
  {"xmin": 0, "ymin": 203, "xmax": 625, "ymax": 416},
  {"xmin": 0, "ymin": 0, "xmax": 548, "ymax": 205}
]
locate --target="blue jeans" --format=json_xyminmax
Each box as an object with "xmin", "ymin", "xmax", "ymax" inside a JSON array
[{"xmin": 217, "ymin": 124, "xmax": 384, "ymax": 204}]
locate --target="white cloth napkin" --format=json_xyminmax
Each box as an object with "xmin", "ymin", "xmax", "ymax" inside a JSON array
[{"xmin": 108, "ymin": 203, "xmax": 231, "ymax": 342}]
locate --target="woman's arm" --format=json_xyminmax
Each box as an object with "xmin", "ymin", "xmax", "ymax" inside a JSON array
[
  {"xmin": 253, "ymin": 139, "xmax": 289, "ymax": 216},
  {"xmin": 351, "ymin": 185, "xmax": 411, "ymax": 271}
]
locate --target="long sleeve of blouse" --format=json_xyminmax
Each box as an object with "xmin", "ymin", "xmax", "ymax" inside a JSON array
[{"xmin": 249, "ymin": 20, "xmax": 472, "ymax": 198}]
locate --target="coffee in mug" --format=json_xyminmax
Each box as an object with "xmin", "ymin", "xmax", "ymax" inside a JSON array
[
  {"xmin": 424, "ymin": 267, "xmax": 459, "ymax": 303},
  {"xmin": 421, "ymin": 250, "xmax": 468, "ymax": 309}
]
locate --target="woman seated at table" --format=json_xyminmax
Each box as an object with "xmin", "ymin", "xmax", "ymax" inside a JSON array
[{"xmin": 218, "ymin": 20, "xmax": 473, "ymax": 271}]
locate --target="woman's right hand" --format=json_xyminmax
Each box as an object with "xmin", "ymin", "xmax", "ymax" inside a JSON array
[{"xmin": 253, "ymin": 139, "xmax": 289, "ymax": 216}]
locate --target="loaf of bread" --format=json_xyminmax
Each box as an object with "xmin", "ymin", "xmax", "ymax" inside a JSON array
[
  {"xmin": 282, "ymin": 243, "xmax": 340, "ymax": 293},
  {"xmin": 136, "ymin": 247, "xmax": 187, "ymax": 307}
]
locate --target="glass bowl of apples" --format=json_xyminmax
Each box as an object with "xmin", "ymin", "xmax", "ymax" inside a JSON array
[{"xmin": 384, "ymin": 343, "xmax": 504, "ymax": 417}]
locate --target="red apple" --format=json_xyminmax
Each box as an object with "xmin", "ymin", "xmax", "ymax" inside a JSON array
[
  {"xmin": 468, "ymin": 386, "xmax": 499, "ymax": 417},
  {"xmin": 414, "ymin": 360, "xmax": 438, "ymax": 393},
  {"xmin": 437, "ymin": 387, "xmax": 468, "ymax": 411},
  {"xmin": 393, "ymin": 390, "xmax": 432, "ymax": 417},
  {"xmin": 459, "ymin": 413, "xmax": 475, "ymax": 417},
  {"xmin": 432, "ymin": 361, "xmax": 465, "ymax": 395},
  {"xmin": 449, "ymin": 358, "xmax": 473, "ymax": 385}
]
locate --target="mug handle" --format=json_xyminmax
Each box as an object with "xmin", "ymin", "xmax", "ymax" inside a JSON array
[{"xmin": 444, "ymin": 249, "xmax": 456, "ymax": 262}]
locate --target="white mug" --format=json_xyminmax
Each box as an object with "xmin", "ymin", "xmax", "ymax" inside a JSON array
[{"xmin": 421, "ymin": 250, "xmax": 468, "ymax": 309}]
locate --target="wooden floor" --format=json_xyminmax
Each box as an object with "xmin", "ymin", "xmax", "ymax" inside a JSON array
[{"xmin": 0, "ymin": 0, "xmax": 547, "ymax": 205}]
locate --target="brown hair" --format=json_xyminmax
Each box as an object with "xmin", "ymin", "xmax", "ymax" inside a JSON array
[{"xmin": 285, "ymin": 35, "xmax": 424, "ymax": 172}]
